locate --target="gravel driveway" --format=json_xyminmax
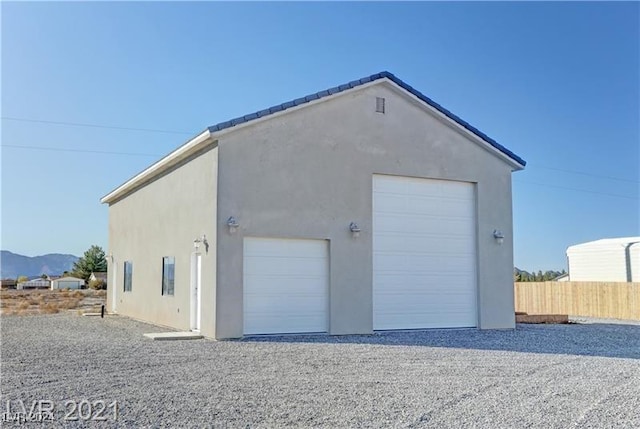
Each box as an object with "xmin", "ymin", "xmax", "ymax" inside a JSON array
[{"xmin": 1, "ymin": 313, "xmax": 639, "ymax": 428}]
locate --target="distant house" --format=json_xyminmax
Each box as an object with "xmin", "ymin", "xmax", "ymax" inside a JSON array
[
  {"xmin": 51, "ymin": 276, "xmax": 85, "ymax": 290},
  {"xmin": 17, "ymin": 278, "xmax": 51, "ymax": 290},
  {"xmin": 552, "ymin": 273, "xmax": 569, "ymax": 282},
  {"xmin": 0, "ymin": 279, "xmax": 17, "ymax": 289},
  {"xmin": 89, "ymin": 272, "xmax": 107, "ymax": 284},
  {"xmin": 567, "ymin": 237, "xmax": 640, "ymax": 282}
]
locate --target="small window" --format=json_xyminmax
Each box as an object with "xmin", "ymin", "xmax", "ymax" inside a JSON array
[
  {"xmin": 162, "ymin": 256, "xmax": 175, "ymax": 296},
  {"xmin": 123, "ymin": 261, "xmax": 133, "ymax": 292},
  {"xmin": 376, "ymin": 97, "xmax": 385, "ymax": 114}
]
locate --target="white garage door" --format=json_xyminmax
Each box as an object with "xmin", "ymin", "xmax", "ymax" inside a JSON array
[
  {"xmin": 243, "ymin": 237, "xmax": 329, "ymax": 335},
  {"xmin": 373, "ymin": 174, "xmax": 477, "ymax": 330},
  {"xmin": 57, "ymin": 281, "xmax": 81, "ymax": 290}
]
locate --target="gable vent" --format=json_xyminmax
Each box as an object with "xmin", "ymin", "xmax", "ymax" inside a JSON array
[{"xmin": 376, "ymin": 97, "xmax": 385, "ymax": 114}]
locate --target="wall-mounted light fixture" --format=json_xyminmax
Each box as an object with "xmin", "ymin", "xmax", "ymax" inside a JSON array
[
  {"xmin": 194, "ymin": 234, "xmax": 209, "ymax": 253},
  {"xmin": 227, "ymin": 217, "xmax": 239, "ymax": 234},
  {"xmin": 350, "ymin": 222, "xmax": 361, "ymax": 239},
  {"xmin": 493, "ymin": 229, "xmax": 504, "ymax": 245}
]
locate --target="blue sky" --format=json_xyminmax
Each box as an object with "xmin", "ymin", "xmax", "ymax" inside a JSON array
[{"xmin": 2, "ymin": 2, "xmax": 638, "ymax": 272}]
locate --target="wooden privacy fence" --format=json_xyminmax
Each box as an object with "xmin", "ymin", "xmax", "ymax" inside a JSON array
[{"xmin": 514, "ymin": 282, "xmax": 640, "ymax": 320}]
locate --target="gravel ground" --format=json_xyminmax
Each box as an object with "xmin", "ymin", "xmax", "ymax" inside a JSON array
[{"xmin": 1, "ymin": 314, "xmax": 639, "ymax": 428}]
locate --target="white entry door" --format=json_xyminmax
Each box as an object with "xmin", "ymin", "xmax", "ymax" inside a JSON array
[
  {"xmin": 243, "ymin": 237, "xmax": 329, "ymax": 335},
  {"xmin": 111, "ymin": 262, "xmax": 117, "ymax": 313},
  {"xmin": 190, "ymin": 253, "xmax": 202, "ymax": 331},
  {"xmin": 373, "ymin": 174, "xmax": 478, "ymax": 330}
]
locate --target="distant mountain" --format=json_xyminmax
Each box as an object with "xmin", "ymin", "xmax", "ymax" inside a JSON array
[{"xmin": 0, "ymin": 251, "xmax": 79, "ymax": 279}]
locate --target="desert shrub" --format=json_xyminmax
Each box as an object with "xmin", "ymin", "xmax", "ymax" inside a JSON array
[
  {"xmin": 41, "ymin": 303, "xmax": 59, "ymax": 314},
  {"xmin": 17, "ymin": 301, "xmax": 30, "ymax": 310},
  {"xmin": 59, "ymin": 298, "xmax": 81, "ymax": 310},
  {"xmin": 72, "ymin": 290, "xmax": 84, "ymax": 298},
  {"xmin": 88, "ymin": 279, "xmax": 107, "ymax": 290}
]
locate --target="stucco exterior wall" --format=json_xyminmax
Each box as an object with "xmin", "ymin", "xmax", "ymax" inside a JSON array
[
  {"xmin": 106, "ymin": 146, "xmax": 218, "ymax": 338},
  {"xmin": 215, "ymin": 82, "xmax": 516, "ymax": 339}
]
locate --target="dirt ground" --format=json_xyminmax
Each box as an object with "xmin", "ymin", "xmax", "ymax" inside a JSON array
[{"xmin": 0, "ymin": 289, "xmax": 107, "ymax": 316}]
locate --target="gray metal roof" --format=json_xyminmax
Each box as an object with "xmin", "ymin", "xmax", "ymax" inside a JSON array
[{"xmin": 207, "ymin": 71, "xmax": 526, "ymax": 166}]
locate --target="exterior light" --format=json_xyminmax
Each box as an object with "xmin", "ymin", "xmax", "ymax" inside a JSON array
[
  {"xmin": 493, "ymin": 229, "xmax": 504, "ymax": 245},
  {"xmin": 194, "ymin": 234, "xmax": 209, "ymax": 252},
  {"xmin": 350, "ymin": 222, "xmax": 361, "ymax": 238},
  {"xmin": 227, "ymin": 217, "xmax": 239, "ymax": 234}
]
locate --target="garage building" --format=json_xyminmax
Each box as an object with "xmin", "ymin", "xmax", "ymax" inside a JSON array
[
  {"xmin": 51, "ymin": 276, "xmax": 85, "ymax": 290},
  {"xmin": 101, "ymin": 71, "xmax": 526, "ymax": 339}
]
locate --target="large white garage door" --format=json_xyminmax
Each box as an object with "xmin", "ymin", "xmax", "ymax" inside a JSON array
[
  {"xmin": 373, "ymin": 174, "xmax": 477, "ymax": 330},
  {"xmin": 243, "ymin": 237, "xmax": 329, "ymax": 335}
]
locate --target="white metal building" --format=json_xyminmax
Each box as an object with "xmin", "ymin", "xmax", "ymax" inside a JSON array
[
  {"xmin": 566, "ymin": 237, "xmax": 640, "ymax": 282},
  {"xmin": 17, "ymin": 278, "xmax": 51, "ymax": 290}
]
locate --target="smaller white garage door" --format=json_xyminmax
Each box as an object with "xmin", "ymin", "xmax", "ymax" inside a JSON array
[{"xmin": 243, "ymin": 237, "xmax": 329, "ymax": 335}]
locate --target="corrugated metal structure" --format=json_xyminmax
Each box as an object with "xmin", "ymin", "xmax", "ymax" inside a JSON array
[
  {"xmin": 567, "ymin": 237, "xmax": 640, "ymax": 282},
  {"xmin": 17, "ymin": 278, "xmax": 51, "ymax": 290}
]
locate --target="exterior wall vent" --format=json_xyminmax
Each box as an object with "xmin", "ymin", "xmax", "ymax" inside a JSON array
[{"xmin": 376, "ymin": 97, "xmax": 385, "ymax": 114}]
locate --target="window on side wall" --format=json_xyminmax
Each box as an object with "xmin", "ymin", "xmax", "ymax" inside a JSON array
[
  {"xmin": 162, "ymin": 256, "xmax": 175, "ymax": 296},
  {"xmin": 123, "ymin": 261, "xmax": 133, "ymax": 292}
]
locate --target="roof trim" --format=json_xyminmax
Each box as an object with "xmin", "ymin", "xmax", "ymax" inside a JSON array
[
  {"xmin": 100, "ymin": 129, "xmax": 213, "ymax": 204},
  {"xmin": 567, "ymin": 236, "xmax": 640, "ymax": 251},
  {"xmin": 101, "ymin": 71, "xmax": 526, "ymax": 204}
]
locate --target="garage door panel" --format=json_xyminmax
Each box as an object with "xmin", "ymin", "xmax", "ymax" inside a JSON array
[
  {"xmin": 244, "ymin": 294, "xmax": 327, "ymax": 313},
  {"xmin": 374, "ymin": 234, "xmax": 475, "ymax": 255},
  {"xmin": 375, "ymin": 274, "xmax": 476, "ymax": 291},
  {"xmin": 407, "ymin": 196, "xmax": 474, "ymax": 217},
  {"xmin": 376, "ymin": 291, "xmax": 476, "ymax": 306},
  {"xmin": 244, "ymin": 276, "xmax": 328, "ymax": 296},
  {"xmin": 378, "ymin": 310, "xmax": 476, "ymax": 328},
  {"xmin": 375, "ymin": 214, "xmax": 473, "ymax": 236},
  {"xmin": 373, "ymin": 193, "xmax": 408, "ymax": 214},
  {"xmin": 244, "ymin": 256, "xmax": 326, "ymax": 277},
  {"xmin": 378, "ymin": 175, "xmax": 471, "ymax": 196},
  {"xmin": 243, "ymin": 237, "xmax": 329, "ymax": 335},
  {"xmin": 406, "ymin": 179, "xmax": 472, "ymax": 198},
  {"xmin": 244, "ymin": 314, "xmax": 327, "ymax": 336},
  {"xmin": 245, "ymin": 239, "xmax": 327, "ymax": 258},
  {"xmin": 379, "ymin": 312, "xmax": 475, "ymax": 330},
  {"xmin": 375, "ymin": 213, "xmax": 475, "ymax": 235},
  {"xmin": 374, "ymin": 253, "xmax": 475, "ymax": 273},
  {"xmin": 373, "ymin": 175, "xmax": 477, "ymax": 330}
]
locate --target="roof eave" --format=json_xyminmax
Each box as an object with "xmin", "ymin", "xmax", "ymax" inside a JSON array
[{"xmin": 100, "ymin": 129, "xmax": 214, "ymax": 204}]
